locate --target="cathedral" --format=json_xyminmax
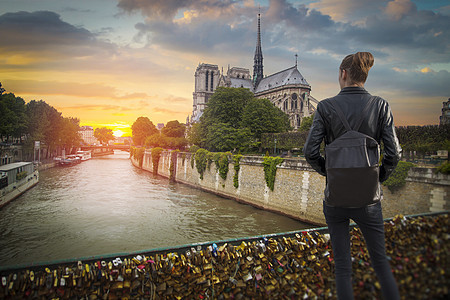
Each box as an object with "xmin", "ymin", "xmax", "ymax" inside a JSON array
[{"xmin": 189, "ymin": 13, "xmax": 318, "ymax": 130}]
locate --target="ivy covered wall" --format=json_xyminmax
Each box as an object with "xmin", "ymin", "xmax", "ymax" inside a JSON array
[{"xmin": 131, "ymin": 151, "xmax": 450, "ymax": 226}]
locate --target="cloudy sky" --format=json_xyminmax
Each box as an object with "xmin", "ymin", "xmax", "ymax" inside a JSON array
[{"xmin": 0, "ymin": 0, "xmax": 449, "ymax": 136}]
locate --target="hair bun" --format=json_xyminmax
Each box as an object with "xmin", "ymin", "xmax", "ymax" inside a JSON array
[
  {"xmin": 353, "ymin": 52, "xmax": 374, "ymax": 73},
  {"xmin": 340, "ymin": 52, "xmax": 374, "ymax": 84}
]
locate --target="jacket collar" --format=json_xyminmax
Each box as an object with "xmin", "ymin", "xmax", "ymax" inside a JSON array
[{"xmin": 338, "ymin": 86, "xmax": 369, "ymax": 95}]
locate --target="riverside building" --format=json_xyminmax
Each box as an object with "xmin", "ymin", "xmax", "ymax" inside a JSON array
[
  {"xmin": 78, "ymin": 126, "xmax": 97, "ymax": 145},
  {"xmin": 189, "ymin": 12, "xmax": 318, "ymax": 130}
]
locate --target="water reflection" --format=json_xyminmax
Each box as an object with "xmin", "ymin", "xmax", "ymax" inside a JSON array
[{"xmin": 0, "ymin": 151, "xmax": 311, "ymax": 267}]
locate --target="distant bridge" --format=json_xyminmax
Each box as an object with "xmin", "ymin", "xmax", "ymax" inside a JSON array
[{"xmin": 80, "ymin": 144, "xmax": 131, "ymax": 155}]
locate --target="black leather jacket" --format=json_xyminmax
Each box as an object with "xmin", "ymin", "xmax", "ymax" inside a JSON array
[{"xmin": 303, "ymin": 87, "xmax": 402, "ymax": 182}]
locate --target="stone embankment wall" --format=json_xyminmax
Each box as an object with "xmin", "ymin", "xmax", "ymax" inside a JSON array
[{"xmin": 131, "ymin": 151, "xmax": 449, "ymax": 226}]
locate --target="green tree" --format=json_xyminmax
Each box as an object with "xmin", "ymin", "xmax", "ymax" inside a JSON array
[
  {"xmin": 164, "ymin": 136, "xmax": 188, "ymax": 150},
  {"xmin": 200, "ymin": 87, "xmax": 254, "ymax": 130},
  {"xmin": 298, "ymin": 114, "xmax": 314, "ymax": 132},
  {"xmin": 94, "ymin": 127, "xmax": 115, "ymax": 145},
  {"xmin": 161, "ymin": 120, "xmax": 185, "ymax": 138},
  {"xmin": 206, "ymin": 123, "xmax": 253, "ymax": 152},
  {"xmin": 146, "ymin": 131, "xmax": 188, "ymax": 150},
  {"xmin": 60, "ymin": 117, "xmax": 81, "ymax": 150},
  {"xmin": 145, "ymin": 133, "xmax": 165, "ymax": 148},
  {"xmin": 0, "ymin": 93, "xmax": 27, "ymax": 142},
  {"xmin": 187, "ymin": 122, "xmax": 204, "ymax": 147},
  {"xmin": 241, "ymin": 98, "xmax": 290, "ymax": 140},
  {"xmin": 131, "ymin": 117, "xmax": 158, "ymax": 146},
  {"xmin": 26, "ymin": 100, "xmax": 63, "ymax": 157},
  {"xmin": 194, "ymin": 87, "xmax": 293, "ymax": 152}
]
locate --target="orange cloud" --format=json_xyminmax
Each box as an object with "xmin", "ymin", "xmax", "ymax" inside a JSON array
[
  {"xmin": 420, "ymin": 67, "xmax": 434, "ymax": 73},
  {"xmin": 385, "ymin": 0, "xmax": 416, "ymax": 21},
  {"xmin": 3, "ymin": 79, "xmax": 153, "ymax": 100},
  {"xmin": 60, "ymin": 104, "xmax": 135, "ymax": 112},
  {"xmin": 153, "ymin": 107, "xmax": 190, "ymax": 115}
]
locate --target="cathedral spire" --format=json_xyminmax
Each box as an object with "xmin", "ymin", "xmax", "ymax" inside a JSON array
[{"xmin": 253, "ymin": 10, "xmax": 263, "ymax": 87}]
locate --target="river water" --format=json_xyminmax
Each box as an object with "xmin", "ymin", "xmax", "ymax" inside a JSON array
[{"xmin": 0, "ymin": 151, "xmax": 313, "ymax": 268}]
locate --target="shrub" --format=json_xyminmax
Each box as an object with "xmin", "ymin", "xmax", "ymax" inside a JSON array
[
  {"xmin": 217, "ymin": 152, "xmax": 230, "ymax": 180},
  {"xmin": 207, "ymin": 152, "xmax": 214, "ymax": 170},
  {"xmin": 233, "ymin": 154, "xmax": 242, "ymax": 188},
  {"xmin": 189, "ymin": 145, "xmax": 200, "ymax": 153},
  {"xmin": 151, "ymin": 147, "xmax": 164, "ymax": 175},
  {"xmin": 263, "ymin": 155, "xmax": 284, "ymax": 191},
  {"xmin": 195, "ymin": 148, "xmax": 210, "ymax": 180},
  {"xmin": 436, "ymin": 162, "xmax": 450, "ymax": 174},
  {"xmin": 261, "ymin": 131, "xmax": 309, "ymax": 151},
  {"xmin": 135, "ymin": 147, "xmax": 145, "ymax": 168},
  {"xmin": 382, "ymin": 161, "xmax": 415, "ymax": 191}
]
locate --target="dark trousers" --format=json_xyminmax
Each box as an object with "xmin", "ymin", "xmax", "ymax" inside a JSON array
[{"xmin": 323, "ymin": 201, "xmax": 400, "ymax": 300}]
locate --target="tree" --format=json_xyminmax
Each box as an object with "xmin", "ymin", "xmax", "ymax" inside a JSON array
[
  {"xmin": 60, "ymin": 117, "xmax": 81, "ymax": 149},
  {"xmin": 145, "ymin": 132, "xmax": 188, "ymax": 150},
  {"xmin": 131, "ymin": 117, "xmax": 158, "ymax": 146},
  {"xmin": 94, "ymin": 127, "xmax": 115, "ymax": 145},
  {"xmin": 161, "ymin": 120, "xmax": 185, "ymax": 138},
  {"xmin": 241, "ymin": 98, "xmax": 290, "ymax": 140},
  {"xmin": 145, "ymin": 133, "xmax": 165, "ymax": 148},
  {"xmin": 195, "ymin": 87, "xmax": 291, "ymax": 152},
  {"xmin": 0, "ymin": 82, "xmax": 5, "ymax": 96},
  {"xmin": 171, "ymin": 137, "xmax": 188, "ymax": 149},
  {"xmin": 26, "ymin": 100, "xmax": 63, "ymax": 157},
  {"xmin": 298, "ymin": 114, "xmax": 314, "ymax": 132},
  {"xmin": 0, "ymin": 93, "xmax": 27, "ymax": 142},
  {"xmin": 187, "ymin": 122, "xmax": 204, "ymax": 147},
  {"xmin": 200, "ymin": 87, "xmax": 254, "ymax": 129},
  {"xmin": 205, "ymin": 123, "xmax": 253, "ymax": 152}
]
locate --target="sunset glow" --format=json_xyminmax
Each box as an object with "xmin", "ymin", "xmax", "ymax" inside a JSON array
[
  {"xmin": 0, "ymin": 0, "xmax": 449, "ymax": 128},
  {"xmin": 112, "ymin": 129, "xmax": 125, "ymax": 138}
]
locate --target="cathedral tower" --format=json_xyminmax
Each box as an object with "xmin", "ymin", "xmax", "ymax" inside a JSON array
[
  {"xmin": 191, "ymin": 63, "xmax": 219, "ymax": 122},
  {"xmin": 253, "ymin": 12, "xmax": 263, "ymax": 87}
]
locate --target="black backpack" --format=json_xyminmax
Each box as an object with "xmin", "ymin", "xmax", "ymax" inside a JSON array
[{"xmin": 324, "ymin": 96, "xmax": 381, "ymax": 207}]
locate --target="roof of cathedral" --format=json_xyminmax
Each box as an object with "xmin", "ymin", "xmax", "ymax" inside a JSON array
[
  {"xmin": 254, "ymin": 66, "xmax": 310, "ymax": 94},
  {"xmin": 228, "ymin": 77, "xmax": 254, "ymax": 90}
]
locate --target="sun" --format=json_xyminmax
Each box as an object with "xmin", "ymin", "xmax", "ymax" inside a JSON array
[{"xmin": 113, "ymin": 129, "xmax": 124, "ymax": 137}]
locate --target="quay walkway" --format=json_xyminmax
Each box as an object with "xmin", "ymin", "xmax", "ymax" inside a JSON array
[{"xmin": 0, "ymin": 212, "xmax": 448, "ymax": 299}]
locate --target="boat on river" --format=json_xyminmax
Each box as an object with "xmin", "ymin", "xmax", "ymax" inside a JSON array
[
  {"xmin": 0, "ymin": 162, "xmax": 39, "ymax": 208},
  {"xmin": 76, "ymin": 150, "xmax": 92, "ymax": 161},
  {"xmin": 54, "ymin": 155, "xmax": 81, "ymax": 166},
  {"xmin": 54, "ymin": 151, "xmax": 91, "ymax": 166}
]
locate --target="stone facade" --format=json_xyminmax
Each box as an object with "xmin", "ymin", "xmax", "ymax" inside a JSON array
[
  {"xmin": 188, "ymin": 13, "xmax": 318, "ymax": 130},
  {"xmin": 131, "ymin": 151, "xmax": 450, "ymax": 226},
  {"xmin": 254, "ymin": 81, "xmax": 315, "ymax": 129},
  {"xmin": 191, "ymin": 64, "xmax": 220, "ymax": 122},
  {"xmin": 440, "ymin": 98, "xmax": 450, "ymax": 125}
]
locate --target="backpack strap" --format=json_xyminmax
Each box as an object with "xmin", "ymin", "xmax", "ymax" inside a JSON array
[
  {"xmin": 329, "ymin": 100, "xmax": 352, "ymax": 131},
  {"xmin": 330, "ymin": 96, "xmax": 378, "ymax": 132},
  {"xmin": 354, "ymin": 96, "xmax": 378, "ymax": 131}
]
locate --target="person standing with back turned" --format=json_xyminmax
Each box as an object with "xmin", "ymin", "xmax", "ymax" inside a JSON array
[{"xmin": 303, "ymin": 52, "xmax": 402, "ymax": 299}]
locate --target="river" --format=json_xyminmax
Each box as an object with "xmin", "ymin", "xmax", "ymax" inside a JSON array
[{"xmin": 0, "ymin": 151, "xmax": 313, "ymax": 268}]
